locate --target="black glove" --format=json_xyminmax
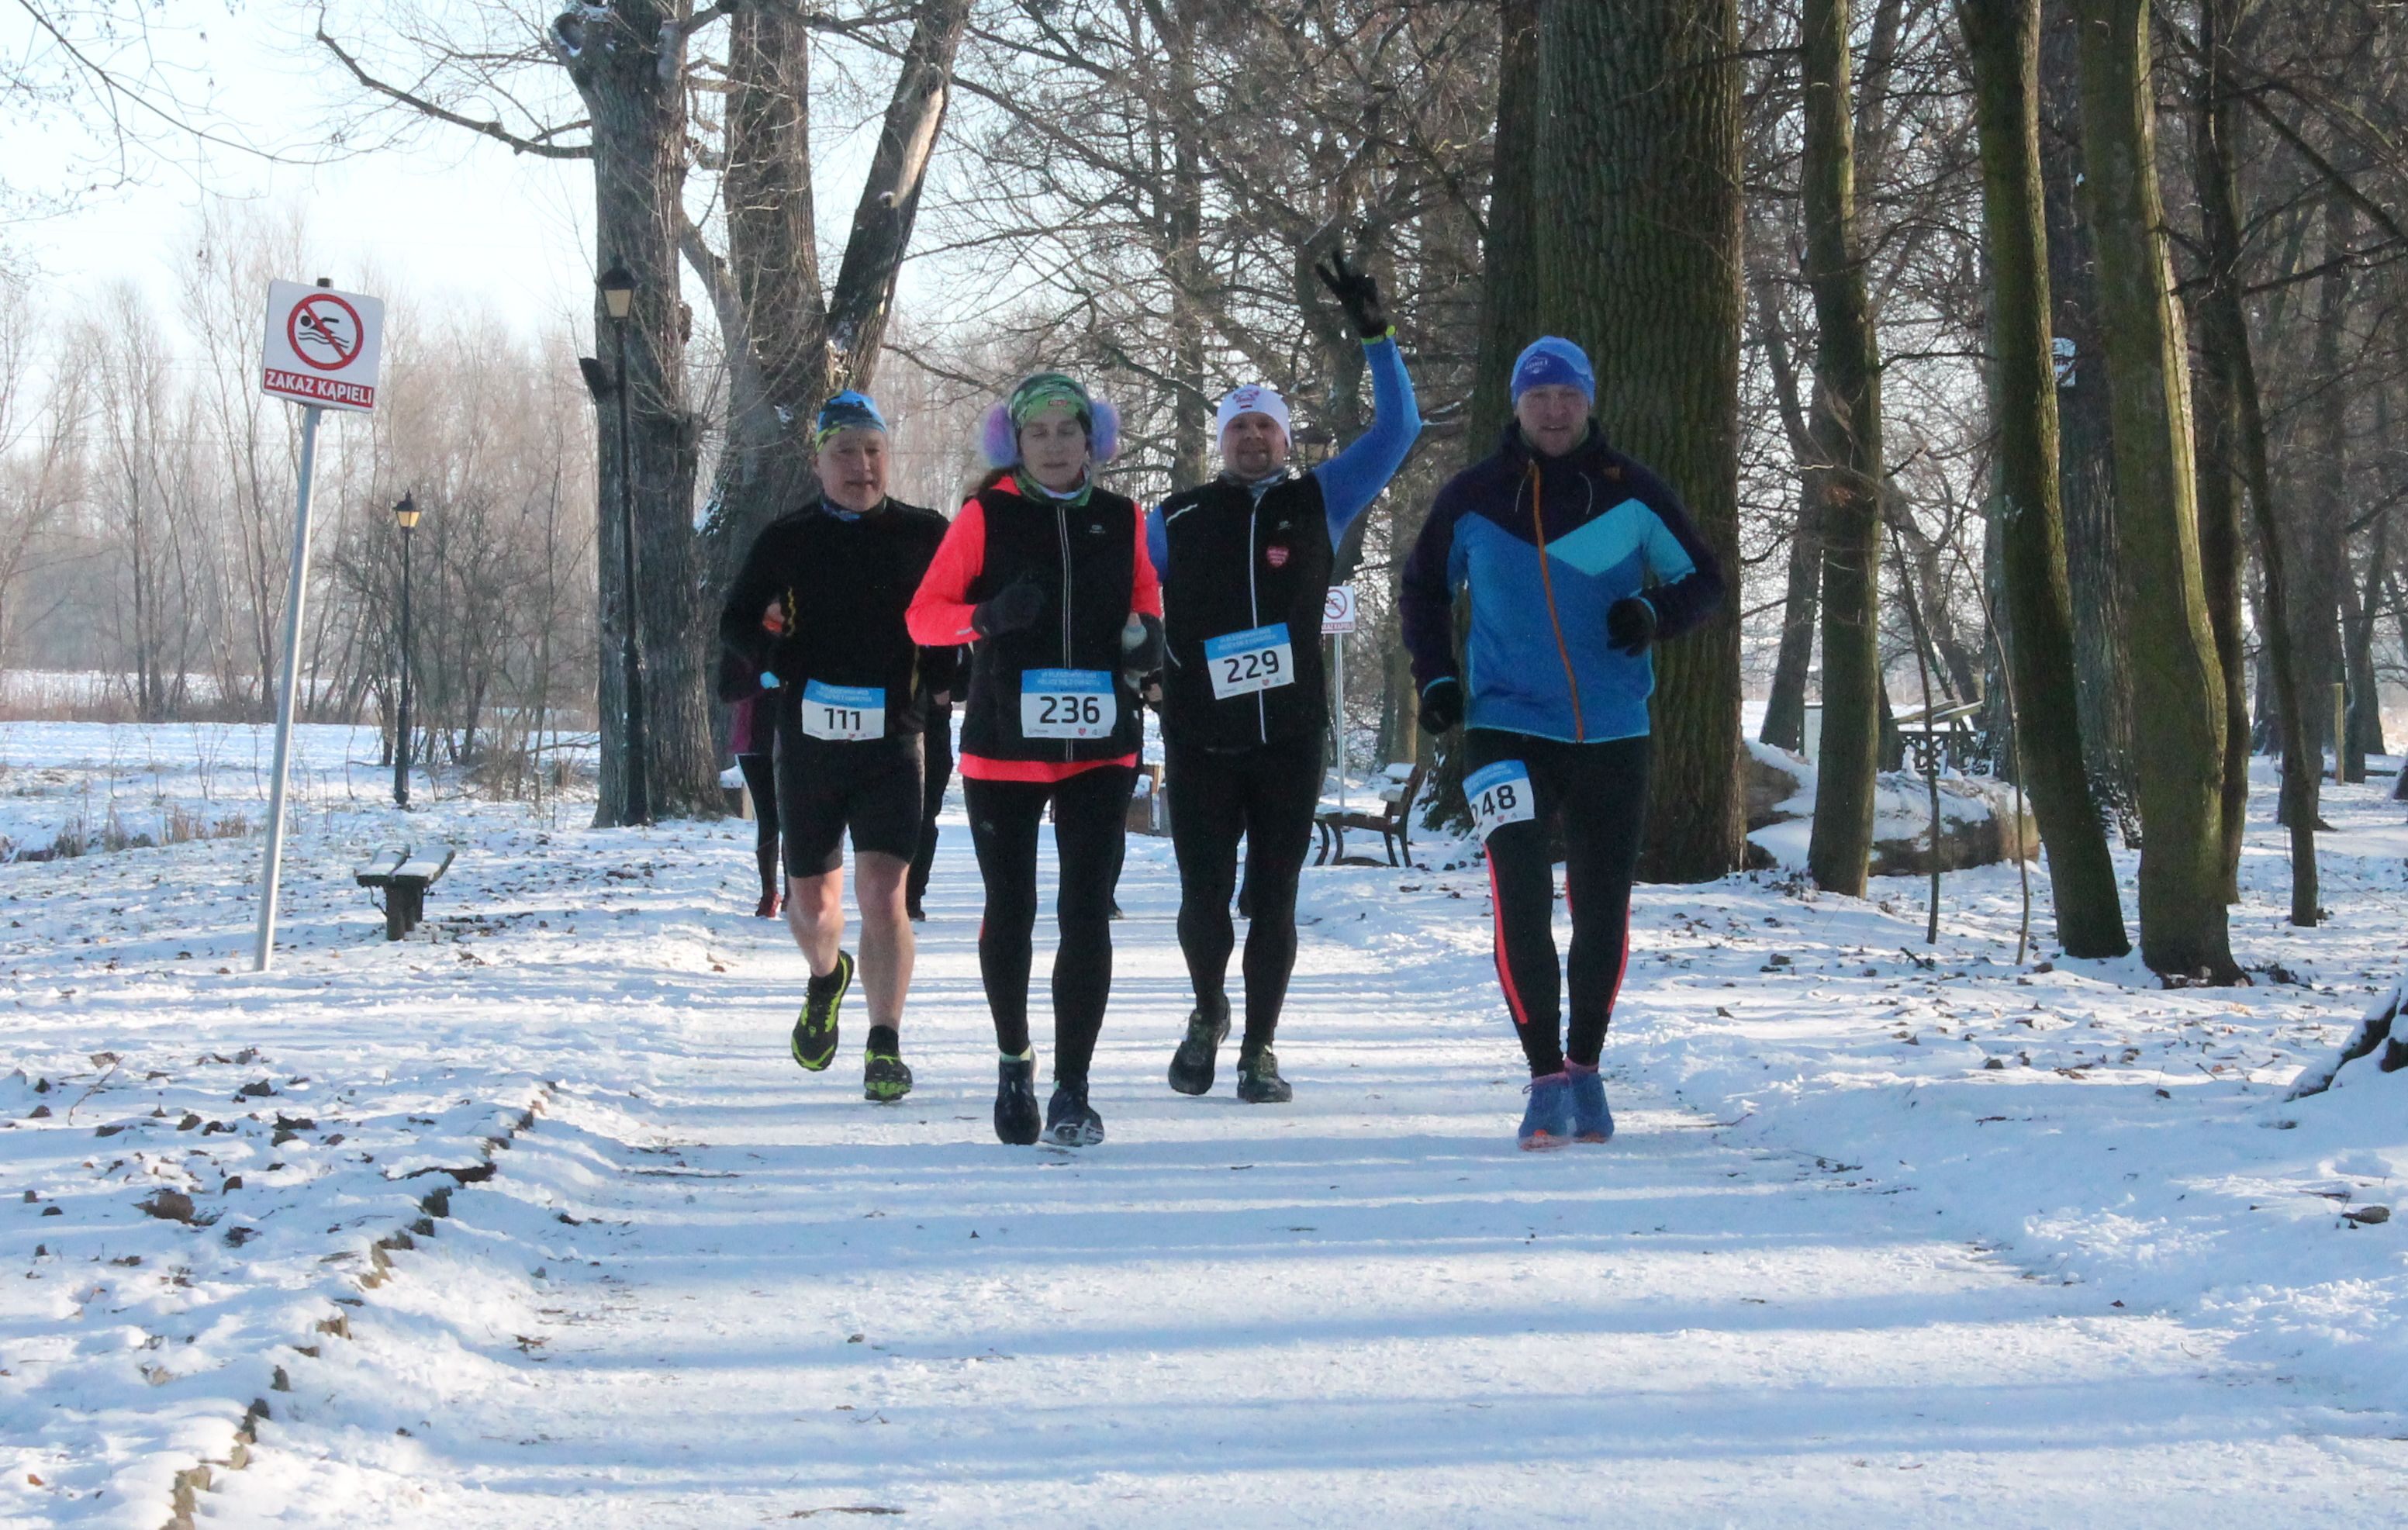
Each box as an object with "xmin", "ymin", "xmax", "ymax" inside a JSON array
[
  {"xmin": 1121, "ymin": 612, "xmax": 1165, "ymax": 686},
  {"xmin": 1606, "ymin": 596, "xmax": 1657, "ymax": 658},
  {"xmin": 1418, "ymin": 676, "xmax": 1463, "ymax": 736},
  {"xmin": 1315, "ymin": 247, "xmax": 1391, "ymax": 340},
  {"xmin": 973, "ymin": 577, "xmax": 1043, "ymax": 640}
]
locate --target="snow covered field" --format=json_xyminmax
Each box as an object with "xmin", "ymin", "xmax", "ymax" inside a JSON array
[{"xmin": 4, "ymin": 720, "xmax": 2406, "ymax": 1526}]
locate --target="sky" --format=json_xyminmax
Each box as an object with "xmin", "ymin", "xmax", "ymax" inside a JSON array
[{"xmin": 0, "ymin": 2, "xmax": 903, "ymax": 348}]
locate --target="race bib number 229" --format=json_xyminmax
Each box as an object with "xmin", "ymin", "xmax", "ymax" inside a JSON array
[{"xmin": 1464, "ymin": 759, "xmax": 1537, "ymax": 841}]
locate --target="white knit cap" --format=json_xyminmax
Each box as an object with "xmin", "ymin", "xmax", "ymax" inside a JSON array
[{"xmin": 1215, "ymin": 382, "xmax": 1290, "ymax": 442}]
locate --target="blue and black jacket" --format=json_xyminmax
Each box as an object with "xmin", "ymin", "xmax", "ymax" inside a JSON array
[{"xmin": 1401, "ymin": 420, "xmax": 1723, "ymax": 743}]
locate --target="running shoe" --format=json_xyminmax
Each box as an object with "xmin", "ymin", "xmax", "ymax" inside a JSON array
[
  {"xmin": 863, "ymin": 1049, "xmax": 914, "ymax": 1103},
  {"xmin": 753, "ymin": 893, "xmax": 781, "ymax": 919},
  {"xmin": 1045, "ymin": 1080, "xmax": 1106, "ymax": 1147},
  {"xmin": 994, "ymin": 1055, "xmax": 1041, "ymax": 1145},
  {"xmin": 1235, "ymin": 1048, "xmax": 1292, "ymax": 1104},
  {"xmin": 1567, "ymin": 1060, "xmax": 1613, "ymax": 1143},
  {"xmin": 1167, "ymin": 996, "xmax": 1231, "ymax": 1096},
  {"xmin": 1518, "ymin": 1071, "xmax": 1573, "ymax": 1151},
  {"xmin": 905, "ymin": 899, "xmax": 927, "ymax": 923},
  {"xmin": 789, "ymin": 951, "xmax": 852, "ymax": 1072}
]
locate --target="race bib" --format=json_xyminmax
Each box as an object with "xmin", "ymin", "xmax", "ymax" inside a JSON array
[
  {"xmin": 800, "ymin": 680, "xmax": 884, "ymax": 741},
  {"xmin": 1465, "ymin": 760, "xmax": 1537, "ymax": 841},
  {"xmin": 1020, "ymin": 668, "xmax": 1116, "ymax": 739},
  {"xmin": 1203, "ymin": 622, "xmax": 1294, "ymax": 699}
]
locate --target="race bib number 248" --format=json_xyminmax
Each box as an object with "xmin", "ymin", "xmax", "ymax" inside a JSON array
[{"xmin": 1464, "ymin": 759, "xmax": 1537, "ymax": 841}]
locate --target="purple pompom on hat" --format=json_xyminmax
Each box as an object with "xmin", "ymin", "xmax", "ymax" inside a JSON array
[{"xmin": 981, "ymin": 372, "xmax": 1119, "ymax": 468}]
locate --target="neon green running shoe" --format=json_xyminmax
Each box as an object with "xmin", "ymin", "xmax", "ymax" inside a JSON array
[
  {"xmin": 863, "ymin": 1049, "xmax": 913, "ymax": 1103},
  {"xmin": 790, "ymin": 951, "xmax": 852, "ymax": 1072}
]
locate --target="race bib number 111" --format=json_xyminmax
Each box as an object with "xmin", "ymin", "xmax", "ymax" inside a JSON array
[
  {"xmin": 1464, "ymin": 759, "xmax": 1537, "ymax": 841},
  {"xmin": 1020, "ymin": 668, "xmax": 1116, "ymax": 739},
  {"xmin": 801, "ymin": 680, "xmax": 884, "ymax": 741}
]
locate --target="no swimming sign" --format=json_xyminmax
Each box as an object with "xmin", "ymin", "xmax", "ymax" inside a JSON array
[{"xmin": 260, "ymin": 279, "xmax": 385, "ymax": 411}]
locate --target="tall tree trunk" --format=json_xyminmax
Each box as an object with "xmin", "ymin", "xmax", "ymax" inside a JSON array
[
  {"xmin": 2071, "ymin": 0, "xmax": 2238, "ymax": 977},
  {"xmin": 2192, "ymin": 0, "xmax": 2315, "ymax": 925},
  {"xmin": 1801, "ymin": 0, "xmax": 1887, "ymax": 897},
  {"xmin": 1959, "ymin": 0, "xmax": 2129, "ymax": 956},
  {"xmin": 2344, "ymin": 503, "xmax": 2389, "ymax": 770},
  {"xmin": 2299, "ymin": 193, "xmax": 2355, "ymax": 790},
  {"xmin": 2040, "ymin": 0, "xmax": 2138, "ymax": 844},
  {"xmin": 567, "ymin": 4, "xmax": 708, "ymax": 825},
  {"xmin": 1467, "ymin": 0, "xmax": 1543, "ymax": 455},
  {"xmin": 1753, "ymin": 272, "xmax": 1823, "ymax": 755},
  {"xmin": 1540, "ymin": 0, "xmax": 1745, "ymax": 882}
]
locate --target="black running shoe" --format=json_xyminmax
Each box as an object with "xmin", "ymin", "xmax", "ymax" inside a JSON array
[
  {"xmin": 863, "ymin": 1049, "xmax": 913, "ymax": 1103},
  {"xmin": 790, "ymin": 951, "xmax": 852, "ymax": 1072},
  {"xmin": 993, "ymin": 1055, "xmax": 1040, "ymax": 1145},
  {"xmin": 1045, "ymin": 1080, "xmax": 1105, "ymax": 1147},
  {"xmin": 905, "ymin": 897, "xmax": 926, "ymax": 922},
  {"xmin": 1235, "ymin": 1048, "xmax": 1292, "ymax": 1103},
  {"xmin": 1167, "ymin": 996, "xmax": 1231, "ymax": 1097}
]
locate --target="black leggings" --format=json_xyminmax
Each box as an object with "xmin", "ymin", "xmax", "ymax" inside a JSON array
[
  {"xmin": 907, "ymin": 703, "xmax": 954, "ymax": 907},
  {"xmin": 1166, "ymin": 734, "xmax": 1322, "ymax": 1052},
  {"xmin": 736, "ymin": 751, "xmax": 780, "ymax": 899},
  {"xmin": 1464, "ymin": 729, "xmax": 1650, "ymax": 1076},
  {"xmin": 964, "ymin": 765, "xmax": 1134, "ymax": 1082}
]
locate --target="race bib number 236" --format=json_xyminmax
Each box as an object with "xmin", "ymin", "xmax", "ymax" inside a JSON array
[
  {"xmin": 1020, "ymin": 668, "xmax": 1116, "ymax": 739},
  {"xmin": 1464, "ymin": 759, "xmax": 1537, "ymax": 841}
]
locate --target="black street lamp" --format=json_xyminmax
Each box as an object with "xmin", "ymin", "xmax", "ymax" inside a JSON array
[
  {"xmin": 594, "ymin": 262, "xmax": 650, "ymax": 826},
  {"xmin": 392, "ymin": 492, "xmax": 420, "ymax": 807}
]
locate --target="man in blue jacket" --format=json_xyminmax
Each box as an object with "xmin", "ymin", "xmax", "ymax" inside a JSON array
[{"xmin": 1401, "ymin": 337, "xmax": 1723, "ymax": 1149}]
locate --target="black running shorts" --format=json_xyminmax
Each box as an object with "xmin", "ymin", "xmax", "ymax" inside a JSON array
[{"xmin": 774, "ymin": 729, "xmax": 926, "ymax": 876}]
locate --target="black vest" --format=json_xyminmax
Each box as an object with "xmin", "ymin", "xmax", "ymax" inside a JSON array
[
  {"xmin": 959, "ymin": 481, "xmax": 1145, "ymax": 763},
  {"xmin": 1158, "ymin": 474, "xmax": 1333, "ymax": 750}
]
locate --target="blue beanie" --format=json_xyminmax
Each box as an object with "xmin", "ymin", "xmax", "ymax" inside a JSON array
[
  {"xmin": 1511, "ymin": 337, "xmax": 1595, "ymax": 404},
  {"xmin": 814, "ymin": 390, "xmax": 888, "ymax": 447}
]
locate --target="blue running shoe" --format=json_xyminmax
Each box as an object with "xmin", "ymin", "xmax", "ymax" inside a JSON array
[
  {"xmin": 1567, "ymin": 1061, "xmax": 1613, "ymax": 1143},
  {"xmin": 1518, "ymin": 1071, "xmax": 1573, "ymax": 1151}
]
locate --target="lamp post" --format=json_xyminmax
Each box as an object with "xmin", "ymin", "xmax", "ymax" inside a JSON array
[
  {"xmin": 392, "ymin": 492, "xmax": 420, "ymax": 807},
  {"xmin": 597, "ymin": 263, "xmax": 651, "ymax": 826}
]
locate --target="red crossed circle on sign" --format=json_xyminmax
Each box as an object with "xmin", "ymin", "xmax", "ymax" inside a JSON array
[
  {"xmin": 1323, "ymin": 588, "xmax": 1348, "ymax": 622},
  {"xmin": 287, "ymin": 293, "xmax": 364, "ymax": 372}
]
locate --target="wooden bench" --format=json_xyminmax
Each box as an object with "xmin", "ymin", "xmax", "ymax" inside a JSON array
[
  {"xmin": 1314, "ymin": 763, "xmax": 1425, "ymax": 868},
  {"xmin": 355, "ymin": 844, "xmax": 457, "ymax": 941}
]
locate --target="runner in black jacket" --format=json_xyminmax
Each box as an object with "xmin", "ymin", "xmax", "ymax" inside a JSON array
[
  {"xmin": 1148, "ymin": 250, "xmax": 1421, "ymax": 1102},
  {"xmin": 720, "ymin": 392, "xmax": 955, "ymax": 1105}
]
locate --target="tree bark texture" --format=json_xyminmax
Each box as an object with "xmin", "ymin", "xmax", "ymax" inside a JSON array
[
  {"xmin": 1539, "ymin": 0, "xmax": 1746, "ymax": 882},
  {"xmin": 2038, "ymin": 0, "xmax": 2139, "ymax": 843},
  {"xmin": 1958, "ymin": 0, "xmax": 2129, "ymax": 956},
  {"xmin": 2071, "ymin": 0, "xmax": 2237, "ymax": 977},
  {"xmin": 2191, "ymin": 0, "xmax": 2316, "ymax": 925},
  {"xmin": 1467, "ymin": 0, "xmax": 1544, "ymax": 454},
  {"xmin": 2298, "ymin": 192, "xmax": 2354, "ymax": 789},
  {"xmin": 567, "ymin": 3, "xmax": 710, "ymax": 825},
  {"xmin": 1800, "ymin": 0, "xmax": 1887, "ymax": 899}
]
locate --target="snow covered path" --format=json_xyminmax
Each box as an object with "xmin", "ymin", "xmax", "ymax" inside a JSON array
[{"xmin": 176, "ymin": 826, "xmax": 2399, "ymax": 1527}]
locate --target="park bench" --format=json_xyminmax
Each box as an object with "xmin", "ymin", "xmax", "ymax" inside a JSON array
[
  {"xmin": 1314, "ymin": 762, "xmax": 1425, "ymax": 868},
  {"xmin": 355, "ymin": 844, "xmax": 457, "ymax": 941}
]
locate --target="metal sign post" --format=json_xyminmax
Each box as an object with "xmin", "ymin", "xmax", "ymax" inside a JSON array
[
  {"xmin": 1321, "ymin": 585, "xmax": 1359, "ymax": 861},
  {"xmin": 253, "ymin": 278, "xmax": 385, "ymax": 972}
]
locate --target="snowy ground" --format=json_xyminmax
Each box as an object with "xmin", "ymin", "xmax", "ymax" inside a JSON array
[{"xmin": 3, "ymin": 720, "xmax": 2406, "ymax": 1526}]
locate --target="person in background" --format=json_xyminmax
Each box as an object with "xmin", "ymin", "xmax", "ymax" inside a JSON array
[
  {"xmin": 905, "ymin": 644, "xmax": 967, "ymax": 923},
  {"xmin": 729, "ymin": 691, "xmax": 781, "ymax": 918},
  {"xmin": 907, "ymin": 373, "xmax": 1163, "ymax": 1148}
]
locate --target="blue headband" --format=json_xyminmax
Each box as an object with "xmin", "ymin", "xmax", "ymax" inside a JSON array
[{"xmin": 814, "ymin": 391, "xmax": 888, "ymax": 448}]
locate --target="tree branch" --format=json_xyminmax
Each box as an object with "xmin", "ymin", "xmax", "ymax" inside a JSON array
[{"xmin": 315, "ymin": 26, "xmax": 592, "ymax": 160}]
